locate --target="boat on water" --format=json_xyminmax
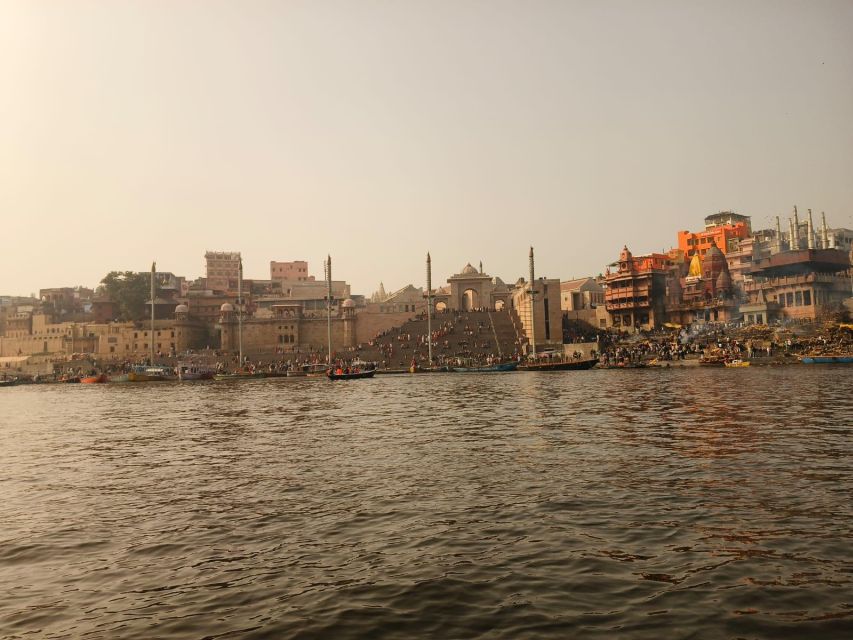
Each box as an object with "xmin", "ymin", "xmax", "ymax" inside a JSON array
[
  {"xmin": 177, "ymin": 363, "xmax": 215, "ymax": 381},
  {"xmin": 800, "ymin": 354, "xmax": 853, "ymax": 364},
  {"xmin": 286, "ymin": 363, "xmax": 328, "ymax": 378},
  {"xmin": 452, "ymin": 361, "xmax": 519, "ymax": 373},
  {"xmin": 214, "ymin": 371, "xmax": 267, "ymax": 381},
  {"xmin": 327, "ymin": 367, "xmax": 376, "ymax": 380},
  {"xmin": 327, "ymin": 359, "xmax": 378, "ymax": 380},
  {"xmin": 519, "ymin": 358, "xmax": 597, "ymax": 371},
  {"xmin": 81, "ymin": 374, "xmax": 109, "ymax": 383},
  {"xmin": 58, "ymin": 375, "xmax": 81, "ymax": 383},
  {"xmin": 124, "ymin": 365, "xmax": 175, "ymax": 382},
  {"xmin": 724, "ymin": 359, "xmax": 750, "ymax": 368}
]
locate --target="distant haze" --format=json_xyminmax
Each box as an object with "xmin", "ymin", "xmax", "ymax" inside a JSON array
[{"xmin": 2, "ymin": 0, "xmax": 852, "ymax": 297}]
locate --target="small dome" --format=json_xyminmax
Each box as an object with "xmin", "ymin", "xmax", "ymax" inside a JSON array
[
  {"xmin": 175, "ymin": 304, "xmax": 189, "ymax": 314},
  {"xmin": 341, "ymin": 298, "xmax": 355, "ymax": 308},
  {"xmin": 461, "ymin": 263, "xmax": 478, "ymax": 275},
  {"xmin": 220, "ymin": 303, "xmax": 234, "ymax": 312}
]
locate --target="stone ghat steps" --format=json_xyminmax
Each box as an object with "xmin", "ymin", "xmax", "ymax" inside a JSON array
[{"xmin": 348, "ymin": 310, "xmax": 524, "ymax": 367}]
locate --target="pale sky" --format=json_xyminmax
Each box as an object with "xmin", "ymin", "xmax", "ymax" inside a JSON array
[{"xmin": 2, "ymin": 0, "xmax": 852, "ymax": 298}]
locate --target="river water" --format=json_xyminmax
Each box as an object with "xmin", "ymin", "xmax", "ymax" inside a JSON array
[{"xmin": 0, "ymin": 367, "xmax": 851, "ymax": 639}]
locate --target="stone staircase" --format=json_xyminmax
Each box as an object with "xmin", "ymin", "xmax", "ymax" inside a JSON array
[{"xmin": 344, "ymin": 309, "xmax": 524, "ymax": 368}]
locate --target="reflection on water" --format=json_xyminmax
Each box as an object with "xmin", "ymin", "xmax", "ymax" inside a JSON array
[{"xmin": 0, "ymin": 368, "xmax": 851, "ymax": 639}]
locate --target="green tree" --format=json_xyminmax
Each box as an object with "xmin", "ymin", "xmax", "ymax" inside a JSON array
[{"xmin": 99, "ymin": 271, "xmax": 155, "ymax": 321}]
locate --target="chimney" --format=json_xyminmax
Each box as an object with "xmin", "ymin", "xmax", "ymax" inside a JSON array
[
  {"xmin": 789, "ymin": 218, "xmax": 796, "ymax": 251},
  {"xmin": 807, "ymin": 209, "xmax": 815, "ymax": 250},
  {"xmin": 821, "ymin": 211, "xmax": 829, "ymax": 249}
]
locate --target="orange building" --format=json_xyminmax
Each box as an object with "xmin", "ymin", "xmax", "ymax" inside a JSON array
[{"xmin": 677, "ymin": 212, "xmax": 751, "ymax": 258}]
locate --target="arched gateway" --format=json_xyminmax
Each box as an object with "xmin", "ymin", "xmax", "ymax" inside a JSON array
[{"xmin": 446, "ymin": 263, "xmax": 510, "ymax": 311}]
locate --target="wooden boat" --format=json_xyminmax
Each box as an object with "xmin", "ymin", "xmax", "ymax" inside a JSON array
[
  {"xmin": 724, "ymin": 359, "xmax": 750, "ymax": 368},
  {"xmin": 177, "ymin": 364, "xmax": 215, "ymax": 381},
  {"xmin": 214, "ymin": 371, "xmax": 267, "ymax": 380},
  {"xmin": 287, "ymin": 363, "xmax": 328, "ymax": 377},
  {"xmin": 58, "ymin": 375, "xmax": 81, "ymax": 383},
  {"xmin": 127, "ymin": 366, "xmax": 175, "ymax": 382},
  {"xmin": 452, "ymin": 361, "xmax": 518, "ymax": 373},
  {"xmin": 519, "ymin": 358, "xmax": 597, "ymax": 371},
  {"xmin": 800, "ymin": 354, "xmax": 853, "ymax": 364},
  {"xmin": 327, "ymin": 367, "xmax": 376, "ymax": 380},
  {"xmin": 81, "ymin": 374, "xmax": 109, "ymax": 383}
]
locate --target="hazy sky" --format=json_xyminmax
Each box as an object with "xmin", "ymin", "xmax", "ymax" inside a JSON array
[{"xmin": 2, "ymin": 0, "xmax": 852, "ymax": 298}]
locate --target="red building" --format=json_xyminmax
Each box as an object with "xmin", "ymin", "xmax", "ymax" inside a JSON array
[{"xmin": 604, "ymin": 247, "xmax": 676, "ymax": 330}]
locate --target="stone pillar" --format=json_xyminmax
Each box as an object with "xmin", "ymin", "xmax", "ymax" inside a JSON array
[
  {"xmin": 775, "ymin": 216, "xmax": 783, "ymax": 253},
  {"xmin": 807, "ymin": 209, "xmax": 815, "ymax": 250},
  {"xmin": 793, "ymin": 206, "xmax": 800, "ymax": 249}
]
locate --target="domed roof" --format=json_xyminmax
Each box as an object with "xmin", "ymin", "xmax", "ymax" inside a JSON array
[
  {"xmin": 175, "ymin": 304, "xmax": 189, "ymax": 314},
  {"xmin": 619, "ymin": 245, "xmax": 633, "ymax": 262},
  {"xmin": 341, "ymin": 298, "xmax": 355, "ymax": 308},
  {"xmin": 701, "ymin": 242, "xmax": 727, "ymax": 281},
  {"xmin": 220, "ymin": 303, "xmax": 234, "ymax": 312},
  {"xmin": 461, "ymin": 263, "xmax": 478, "ymax": 275}
]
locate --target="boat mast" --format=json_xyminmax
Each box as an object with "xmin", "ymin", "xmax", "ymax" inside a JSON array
[
  {"xmin": 150, "ymin": 261, "xmax": 156, "ymax": 365},
  {"xmin": 426, "ymin": 252, "xmax": 433, "ymax": 365},
  {"xmin": 326, "ymin": 254, "xmax": 332, "ymax": 365},
  {"xmin": 529, "ymin": 246, "xmax": 536, "ymax": 358},
  {"xmin": 238, "ymin": 256, "xmax": 243, "ymax": 367}
]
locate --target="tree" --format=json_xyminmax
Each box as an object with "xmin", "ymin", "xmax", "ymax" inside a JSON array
[{"xmin": 99, "ymin": 271, "xmax": 155, "ymax": 321}]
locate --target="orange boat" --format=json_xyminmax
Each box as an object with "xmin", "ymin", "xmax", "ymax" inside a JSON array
[{"xmin": 81, "ymin": 374, "xmax": 108, "ymax": 384}]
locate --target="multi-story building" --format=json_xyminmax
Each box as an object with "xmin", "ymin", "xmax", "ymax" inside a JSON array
[
  {"xmin": 560, "ymin": 277, "xmax": 605, "ymax": 326},
  {"xmin": 270, "ymin": 260, "xmax": 315, "ymax": 283},
  {"xmin": 742, "ymin": 248, "xmax": 851, "ymax": 322},
  {"xmin": 677, "ymin": 211, "xmax": 751, "ymax": 258},
  {"xmin": 205, "ymin": 251, "xmax": 241, "ymax": 293},
  {"xmin": 604, "ymin": 247, "xmax": 676, "ymax": 331},
  {"xmin": 39, "ymin": 287, "xmax": 95, "ymax": 318}
]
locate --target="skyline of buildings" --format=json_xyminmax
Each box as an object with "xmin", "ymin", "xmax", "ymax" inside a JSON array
[
  {"xmin": 4, "ymin": 207, "xmax": 852, "ymax": 300},
  {"xmin": 1, "ymin": 206, "xmax": 851, "ymax": 372}
]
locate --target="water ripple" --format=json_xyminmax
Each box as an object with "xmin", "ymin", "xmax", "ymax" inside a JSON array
[{"xmin": 0, "ymin": 368, "xmax": 851, "ymax": 639}]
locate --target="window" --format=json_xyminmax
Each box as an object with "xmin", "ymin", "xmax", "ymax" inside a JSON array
[
  {"xmin": 795, "ymin": 291, "xmax": 803, "ymax": 306},
  {"xmin": 786, "ymin": 292, "xmax": 794, "ymax": 306},
  {"xmin": 803, "ymin": 290, "xmax": 811, "ymax": 306}
]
